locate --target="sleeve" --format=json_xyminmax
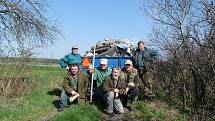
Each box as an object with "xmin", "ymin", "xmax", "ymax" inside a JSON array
[
  {"xmin": 103, "ymin": 77, "xmax": 113, "ymax": 93},
  {"xmin": 93, "ymin": 69, "xmax": 98, "ymax": 80},
  {"xmin": 59, "ymin": 55, "xmax": 69, "ymax": 68},
  {"xmin": 83, "ymin": 73, "xmax": 90, "ymax": 95},
  {"xmin": 78, "ymin": 54, "xmax": 82, "ymax": 63},
  {"xmin": 134, "ymin": 51, "xmax": 138, "ymax": 67},
  {"xmin": 63, "ymin": 77, "xmax": 73, "ymax": 94},
  {"xmin": 118, "ymin": 79, "xmax": 126, "ymax": 95},
  {"xmin": 133, "ymin": 74, "xmax": 140, "ymax": 87}
]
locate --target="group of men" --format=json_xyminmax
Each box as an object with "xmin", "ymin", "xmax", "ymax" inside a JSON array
[{"xmin": 58, "ymin": 41, "xmax": 157, "ymax": 115}]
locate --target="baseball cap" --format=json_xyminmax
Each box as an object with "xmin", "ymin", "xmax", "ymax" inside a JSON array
[
  {"xmin": 100, "ymin": 58, "xmax": 108, "ymax": 65},
  {"xmin": 72, "ymin": 45, "xmax": 78, "ymax": 49},
  {"xmin": 125, "ymin": 60, "xmax": 133, "ymax": 65}
]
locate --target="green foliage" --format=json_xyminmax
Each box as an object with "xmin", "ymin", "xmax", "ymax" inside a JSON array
[{"xmin": 52, "ymin": 104, "xmax": 102, "ymax": 121}]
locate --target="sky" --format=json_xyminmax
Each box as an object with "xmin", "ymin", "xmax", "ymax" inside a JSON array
[{"xmin": 37, "ymin": 0, "xmax": 152, "ymax": 59}]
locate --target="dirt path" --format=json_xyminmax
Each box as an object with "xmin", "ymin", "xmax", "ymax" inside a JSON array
[
  {"xmin": 37, "ymin": 108, "xmax": 58, "ymax": 121},
  {"xmin": 101, "ymin": 100, "xmax": 181, "ymax": 121}
]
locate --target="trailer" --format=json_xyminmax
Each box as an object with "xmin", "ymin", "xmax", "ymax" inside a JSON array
[{"xmin": 89, "ymin": 56, "xmax": 133, "ymax": 69}]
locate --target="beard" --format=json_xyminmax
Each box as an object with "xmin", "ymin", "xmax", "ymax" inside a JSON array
[{"xmin": 113, "ymin": 75, "xmax": 119, "ymax": 80}]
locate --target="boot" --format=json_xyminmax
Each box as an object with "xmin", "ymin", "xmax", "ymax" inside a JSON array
[{"xmin": 129, "ymin": 100, "xmax": 136, "ymax": 111}]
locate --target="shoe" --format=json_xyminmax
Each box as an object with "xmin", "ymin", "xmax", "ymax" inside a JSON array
[
  {"xmin": 129, "ymin": 105, "xmax": 136, "ymax": 111},
  {"xmin": 108, "ymin": 113, "xmax": 115, "ymax": 117},
  {"xmin": 58, "ymin": 107, "xmax": 64, "ymax": 111},
  {"xmin": 129, "ymin": 101, "xmax": 136, "ymax": 111}
]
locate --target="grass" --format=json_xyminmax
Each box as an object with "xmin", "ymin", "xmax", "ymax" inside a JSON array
[
  {"xmin": 0, "ymin": 66, "xmax": 189, "ymax": 121},
  {"xmin": 51, "ymin": 104, "xmax": 101, "ymax": 121},
  {"xmin": 0, "ymin": 66, "xmax": 65, "ymax": 121}
]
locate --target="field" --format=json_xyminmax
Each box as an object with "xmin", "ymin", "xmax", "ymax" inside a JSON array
[{"xmin": 0, "ymin": 66, "xmax": 187, "ymax": 121}]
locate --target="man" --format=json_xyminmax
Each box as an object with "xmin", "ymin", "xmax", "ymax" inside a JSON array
[
  {"xmin": 134, "ymin": 41, "xmax": 157, "ymax": 99},
  {"xmin": 59, "ymin": 45, "xmax": 82, "ymax": 70},
  {"xmin": 120, "ymin": 59, "xmax": 140, "ymax": 111},
  {"xmin": 58, "ymin": 64, "xmax": 89, "ymax": 111},
  {"xmin": 89, "ymin": 58, "xmax": 112, "ymax": 99},
  {"xmin": 103, "ymin": 67, "xmax": 126, "ymax": 114}
]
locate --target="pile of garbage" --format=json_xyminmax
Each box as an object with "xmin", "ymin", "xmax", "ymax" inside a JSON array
[{"xmin": 86, "ymin": 39, "xmax": 136, "ymax": 56}]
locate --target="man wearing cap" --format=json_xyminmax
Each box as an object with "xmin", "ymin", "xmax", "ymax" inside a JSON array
[
  {"xmin": 59, "ymin": 45, "xmax": 82, "ymax": 70},
  {"xmin": 134, "ymin": 41, "xmax": 158, "ymax": 99},
  {"xmin": 120, "ymin": 59, "xmax": 140, "ymax": 111},
  {"xmin": 89, "ymin": 58, "xmax": 112, "ymax": 100}
]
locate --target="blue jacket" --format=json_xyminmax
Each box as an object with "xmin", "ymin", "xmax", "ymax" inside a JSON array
[
  {"xmin": 134, "ymin": 47, "xmax": 157, "ymax": 70},
  {"xmin": 59, "ymin": 53, "xmax": 82, "ymax": 68}
]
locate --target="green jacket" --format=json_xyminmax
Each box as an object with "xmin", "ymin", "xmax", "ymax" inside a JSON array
[
  {"xmin": 103, "ymin": 75, "xmax": 126, "ymax": 95},
  {"xmin": 120, "ymin": 68, "xmax": 140, "ymax": 88},
  {"xmin": 93, "ymin": 67, "xmax": 112, "ymax": 96},
  {"xmin": 134, "ymin": 47, "xmax": 157, "ymax": 70},
  {"xmin": 59, "ymin": 53, "xmax": 82, "ymax": 68},
  {"xmin": 63, "ymin": 71, "xmax": 89, "ymax": 104}
]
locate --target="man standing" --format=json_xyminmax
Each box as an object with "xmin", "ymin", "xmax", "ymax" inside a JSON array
[
  {"xmin": 89, "ymin": 58, "xmax": 112, "ymax": 99},
  {"xmin": 134, "ymin": 41, "xmax": 157, "ymax": 99},
  {"xmin": 121, "ymin": 59, "xmax": 140, "ymax": 111},
  {"xmin": 103, "ymin": 67, "xmax": 126, "ymax": 114},
  {"xmin": 58, "ymin": 64, "xmax": 89, "ymax": 111},
  {"xmin": 59, "ymin": 45, "xmax": 82, "ymax": 70}
]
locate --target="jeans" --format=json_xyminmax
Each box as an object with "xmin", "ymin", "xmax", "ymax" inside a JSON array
[
  {"xmin": 59, "ymin": 89, "xmax": 69, "ymax": 108},
  {"xmin": 104, "ymin": 91, "xmax": 124, "ymax": 114}
]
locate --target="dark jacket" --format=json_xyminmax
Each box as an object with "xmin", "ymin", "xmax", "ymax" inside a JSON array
[
  {"xmin": 103, "ymin": 75, "xmax": 126, "ymax": 95},
  {"xmin": 63, "ymin": 71, "xmax": 89, "ymax": 103},
  {"xmin": 134, "ymin": 47, "xmax": 157, "ymax": 70}
]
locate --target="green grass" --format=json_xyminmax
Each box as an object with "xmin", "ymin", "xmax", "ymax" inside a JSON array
[
  {"xmin": 0, "ymin": 66, "xmax": 66, "ymax": 121},
  {"xmin": 0, "ymin": 66, "xmax": 188, "ymax": 121},
  {"xmin": 135, "ymin": 101, "xmax": 165, "ymax": 121},
  {"xmin": 51, "ymin": 104, "xmax": 102, "ymax": 121}
]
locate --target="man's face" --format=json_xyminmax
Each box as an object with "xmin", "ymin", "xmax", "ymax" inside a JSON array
[
  {"xmin": 125, "ymin": 64, "xmax": 132, "ymax": 71},
  {"xmin": 71, "ymin": 66, "xmax": 79, "ymax": 75},
  {"xmin": 100, "ymin": 64, "xmax": 107, "ymax": 70},
  {"xmin": 112, "ymin": 70, "xmax": 120, "ymax": 80},
  {"xmin": 72, "ymin": 48, "xmax": 78, "ymax": 54},
  {"xmin": 138, "ymin": 43, "xmax": 145, "ymax": 51}
]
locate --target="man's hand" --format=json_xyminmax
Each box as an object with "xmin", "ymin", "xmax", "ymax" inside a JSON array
[
  {"xmin": 66, "ymin": 66, "xmax": 69, "ymax": 70},
  {"xmin": 128, "ymin": 82, "xmax": 135, "ymax": 87},
  {"xmin": 71, "ymin": 91, "xmax": 79, "ymax": 96},
  {"xmin": 89, "ymin": 68, "xmax": 94, "ymax": 73},
  {"xmin": 113, "ymin": 88, "xmax": 119, "ymax": 93},
  {"xmin": 88, "ymin": 65, "xmax": 94, "ymax": 73},
  {"xmin": 125, "ymin": 87, "xmax": 129, "ymax": 94}
]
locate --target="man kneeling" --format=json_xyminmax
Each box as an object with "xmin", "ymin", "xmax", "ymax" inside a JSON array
[
  {"xmin": 58, "ymin": 64, "xmax": 89, "ymax": 111},
  {"xmin": 103, "ymin": 67, "xmax": 126, "ymax": 114}
]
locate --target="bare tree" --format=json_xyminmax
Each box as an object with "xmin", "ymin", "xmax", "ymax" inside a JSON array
[
  {"xmin": 142, "ymin": 0, "xmax": 215, "ymax": 120},
  {"xmin": 0, "ymin": 0, "xmax": 60, "ymax": 97}
]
